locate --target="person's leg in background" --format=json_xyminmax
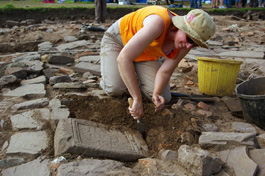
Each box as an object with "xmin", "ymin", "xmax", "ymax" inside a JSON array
[
  {"xmin": 211, "ymin": 0, "xmax": 217, "ymax": 8},
  {"xmin": 95, "ymin": 0, "xmax": 101, "ymax": 23},
  {"xmin": 101, "ymin": 0, "xmax": 107, "ymax": 23},
  {"xmin": 198, "ymin": 0, "xmax": 202, "ymax": 8},
  {"xmin": 226, "ymin": 0, "xmax": 232, "ymax": 7},
  {"xmin": 219, "ymin": 0, "xmax": 227, "ymax": 7}
]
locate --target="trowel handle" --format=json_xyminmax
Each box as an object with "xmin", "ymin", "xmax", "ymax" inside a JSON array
[{"xmin": 128, "ymin": 98, "xmax": 133, "ymax": 108}]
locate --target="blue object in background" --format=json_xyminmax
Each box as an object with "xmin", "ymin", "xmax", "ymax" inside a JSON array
[{"xmin": 135, "ymin": 0, "xmax": 146, "ymax": 3}]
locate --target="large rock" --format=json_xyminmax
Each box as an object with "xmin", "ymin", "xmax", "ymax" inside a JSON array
[
  {"xmin": 54, "ymin": 118, "xmax": 148, "ymax": 161},
  {"xmin": 199, "ymin": 132, "xmax": 259, "ymax": 148},
  {"xmin": 178, "ymin": 145, "xmax": 223, "ymax": 176}
]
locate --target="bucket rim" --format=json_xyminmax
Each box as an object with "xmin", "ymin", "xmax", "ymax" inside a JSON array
[
  {"xmin": 197, "ymin": 57, "xmax": 243, "ymax": 65},
  {"xmin": 235, "ymin": 76, "xmax": 265, "ymax": 100}
]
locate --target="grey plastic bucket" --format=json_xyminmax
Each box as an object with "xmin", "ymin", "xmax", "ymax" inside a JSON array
[{"xmin": 235, "ymin": 76, "xmax": 265, "ymax": 130}]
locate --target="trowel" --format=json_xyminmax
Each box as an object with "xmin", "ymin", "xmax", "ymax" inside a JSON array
[
  {"xmin": 128, "ymin": 98, "xmax": 146, "ymax": 139},
  {"xmin": 171, "ymin": 92, "xmax": 215, "ymax": 103}
]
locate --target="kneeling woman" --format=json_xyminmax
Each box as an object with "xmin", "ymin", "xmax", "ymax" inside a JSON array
[{"xmin": 100, "ymin": 6, "xmax": 216, "ymax": 119}]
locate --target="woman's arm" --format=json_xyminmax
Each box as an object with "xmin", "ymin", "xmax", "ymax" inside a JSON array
[
  {"xmin": 117, "ymin": 15, "xmax": 165, "ymax": 119},
  {"xmin": 152, "ymin": 48, "xmax": 191, "ymax": 111}
]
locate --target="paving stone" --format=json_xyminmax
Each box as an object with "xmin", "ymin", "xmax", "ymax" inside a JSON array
[
  {"xmin": 54, "ymin": 118, "xmax": 148, "ymax": 161},
  {"xmin": 178, "ymin": 145, "xmax": 223, "ymax": 176},
  {"xmin": 249, "ymin": 148, "xmax": 265, "ymax": 176},
  {"xmin": 0, "ymin": 62, "xmax": 10, "ymax": 78},
  {"xmin": 199, "ymin": 132, "xmax": 259, "ymax": 148},
  {"xmin": 49, "ymin": 75, "xmax": 72, "ymax": 85},
  {"xmin": 0, "ymin": 75, "xmax": 19, "ymax": 86},
  {"xmin": 202, "ymin": 123, "xmax": 219, "ymax": 132},
  {"xmin": 1, "ymin": 157, "xmax": 50, "ymax": 176},
  {"xmin": 49, "ymin": 55, "xmax": 75, "ymax": 65},
  {"xmin": 49, "ymin": 98, "xmax": 62, "ymax": 108},
  {"xmin": 64, "ymin": 36, "xmax": 78, "ymax": 43},
  {"xmin": 38, "ymin": 41, "xmax": 54, "ymax": 51},
  {"xmin": 91, "ymin": 89, "xmax": 111, "ymax": 99},
  {"xmin": 20, "ymin": 75, "xmax": 46, "ymax": 85},
  {"xmin": 79, "ymin": 55, "xmax": 100, "ymax": 63},
  {"xmin": 74, "ymin": 62, "xmax": 100, "ymax": 76},
  {"xmin": 53, "ymin": 82, "xmax": 86, "ymax": 89},
  {"xmin": 0, "ymin": 157, "xmax": 25, "ymax": 169},
  {"xmin": 217, "ymin": 51, "xmax": 264, "ymax": 59},
  {"xmin": 6, "ymin": 131, "xmax": 48, "ymax": 157},
  {"xmin": 56, "ymin": 40, "xmax": 91, "ymax": 51},
  {"xmin": 3, "ymin": 83, "xmax": 46, "ymax": 98},
  {"xmin": 57, "ymin": 158, "xmax": 131, "ymax": 176},
  {"xmin": 51, "ymin": 108, "xmax": 70, "ymax": 120},
  {"xmin": 218, "ymin": 146, "xmax": 257, "ymax": 176},
  {"xmin": 10, "ymin": 108, "xmax": 50, "ymax": 130},
  {"xmin": 232, "ymin": 122, "xmax": 257, "ymax": 134},
  {"xmin": 12, "ymin": 53, "xmax": 41, "ymax": 62},
  {"xmin": 12, "ymin": 98, "xmax": 49, "ymax": 110}
]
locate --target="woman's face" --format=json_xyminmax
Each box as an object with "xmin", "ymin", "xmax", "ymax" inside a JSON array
[{"xmin": 174, "ymin": 29, "xmax": 195, "ymax": 50}]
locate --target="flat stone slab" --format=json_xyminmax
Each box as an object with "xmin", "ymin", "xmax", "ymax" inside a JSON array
[
  {"xmin": 3, "ymin": 84, "xmax": 46, "ymax": 98},
  {"xmin": 54, "ymin": 118, "xmax": 148, "ymax": 161},
  {"xmin": 12, "ymin": 98, "xmax": 49, "ymax": 110},
  {"xmin": 218, "ymin": 146, "xmax": 257, "ymax": 176},
  {"xmin": 57, "ymin": 158, "xmax": 130, "ymax": 176},
  {"xmin": 10, "ymin": 108, "xmax": 50, "ymax": 130},
  {"xmin": 1, "ymin": 157, "xmax": 50, "ymax": 176},
  {"xmin": 6, "ymin": 131, "xmax": 48, "ymax": 157},
  {"xmin": 20, "ymin": 75, "xmax": 46, "ymax": 85},
  {"xmin": 199, "ymin": 132, "xmax": 258, "ymax": 148},
  {"xmin": 56, "ymin": 40, "xmax": 91, "ymax": 51},
  {"xmin": 217, "ymin": 51, "xmax": 264, "ymax": 59},
  {"xmin": 249, "ymin": 148, "xmax": 265, "ymax": 176},
  {"xmin": 78, "ymin": 55, "xmax": 100, "ymax": 63},
  {"xmin": 74, "ymin": 62, "xmax": 100, "ymax": 76}
]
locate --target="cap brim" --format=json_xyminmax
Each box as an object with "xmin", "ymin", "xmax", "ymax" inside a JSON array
[{"xmin": 172, "ymin": 16, "xmax": 209, "ymax": 49}]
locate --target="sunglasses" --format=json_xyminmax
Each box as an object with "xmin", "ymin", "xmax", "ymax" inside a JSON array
[{"xmin": 186, "ymin": 36, "xmax": 195, "ymax": 44}]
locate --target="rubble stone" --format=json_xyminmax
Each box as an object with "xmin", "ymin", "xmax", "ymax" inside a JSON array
[{"xmin": 178, "ymin": 145, "xmax": 223, "ymax": 176}]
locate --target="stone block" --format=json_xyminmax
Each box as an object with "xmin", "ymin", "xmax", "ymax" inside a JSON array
[
  {"xmin": 178, "ymin": 145, "xmax": 223, "ymax": 176},
  {"xmin": 199, "ymin": 132, "xmax": 259, "ymax": 148},
  {"xmin": 54, "ymin": 118, "xmax": 148, "ymax": 161}
]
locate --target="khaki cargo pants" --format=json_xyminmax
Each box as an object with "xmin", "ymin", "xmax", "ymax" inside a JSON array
[{"xmin": 100, "ymin": 20, "xmax": 171, "ymax": 103}]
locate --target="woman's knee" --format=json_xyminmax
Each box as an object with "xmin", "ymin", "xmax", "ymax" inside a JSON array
[{"xmin": 100, "ymin": 80, "xmax": 126, "ymax": 96}]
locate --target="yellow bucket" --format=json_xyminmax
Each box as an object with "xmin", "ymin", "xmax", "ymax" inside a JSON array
[{"xmin": 197, "ymin": 57, "xmax": 243, "ymax": 96}]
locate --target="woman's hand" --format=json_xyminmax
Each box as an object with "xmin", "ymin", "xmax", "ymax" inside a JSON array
[
  {"xmin": 152, "ymin": 94, "xmax": 165, "ymax": 112},
  {"xmin": 128, "ymin": 99, "xmax": 144, "ymax": 120}
]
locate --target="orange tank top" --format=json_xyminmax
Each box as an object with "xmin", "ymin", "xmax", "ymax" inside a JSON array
[{"xmin": 119, "ymin": 6, "xmax": 179, "ymax": 62}]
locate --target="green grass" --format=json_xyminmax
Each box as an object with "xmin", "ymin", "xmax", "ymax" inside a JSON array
[{"xmin": 0, "ymin": 0, "xmax": 96, "ymax": 8}]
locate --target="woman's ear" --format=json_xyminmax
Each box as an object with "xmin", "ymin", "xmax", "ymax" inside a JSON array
[{"xmin": 170, "ymin": 23, "xmax": 178, "ymax": 31}]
